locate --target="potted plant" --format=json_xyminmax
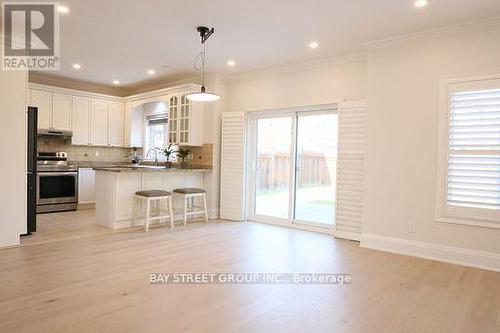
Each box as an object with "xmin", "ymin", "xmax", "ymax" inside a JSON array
[
  {"xmin": 177, "ymin": 147, "xmax": 190, "ymax": 168},
  {"xmin": 161, "ymin": 144, "xmax": 176, "ymax": 168}
]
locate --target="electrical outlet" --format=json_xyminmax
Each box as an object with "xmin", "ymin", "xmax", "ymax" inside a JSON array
[{"xmin": 409, "ymin": 223, "xmax": 415, "ymax": 233}]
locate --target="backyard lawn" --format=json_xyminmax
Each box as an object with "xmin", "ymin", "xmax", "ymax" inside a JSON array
[{"xmin": 255, "ymin": 185, "xmax": 335, "ymax": 224}]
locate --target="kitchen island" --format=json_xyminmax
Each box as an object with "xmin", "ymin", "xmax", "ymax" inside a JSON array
[{"xmin": 94, "ymin": 166, "xmax": 211, "ymax": 229}]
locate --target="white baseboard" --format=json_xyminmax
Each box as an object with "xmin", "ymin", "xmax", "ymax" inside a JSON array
[
  {"xmin": 361, "ymin": 233, "xmax": 500, "ymax": 272},
  {"xmin": 335, "ymin": 230, "xmax": 361, "ymax": 241},
  {"xmin": 113, "ymin": 220, "xmax": 132, "ymax": 230},
  {"xmin": 208, "ymin": 208, "xmax": 219, "ymax": 219},
  {"xmin": 77, "ymin": 203, "xmax": 95, "ymax": 210}
]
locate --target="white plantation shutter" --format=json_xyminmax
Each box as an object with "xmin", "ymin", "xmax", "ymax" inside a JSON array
[
  {"xmin": 335, "ymin": 101, "xmax": 367, "ymax": 241},
  {"xmin": 445, "ymin": 87, "xmax": 500, "ymax": 220},
  {"xmin": 220, "ymin": 112, "xmax": 247, "ymax": 221}
]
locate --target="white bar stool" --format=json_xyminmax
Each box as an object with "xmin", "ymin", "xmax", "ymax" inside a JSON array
[
  {"xmin": 134, "ymin": 190, "xmax": 174, "ymax": 232},
  {"xmin": 173, "ymin": 188, "xmax": 208, "ymax": 225}
]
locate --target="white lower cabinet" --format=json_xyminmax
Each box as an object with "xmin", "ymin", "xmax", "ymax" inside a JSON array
[
  {"xmin": 78, "ymin": 168, "xmax": 96, "ymax": 204},
  {"xmin": 96, "ymin": 170, "xmax": 207, "ymax": 229},
  {"xmin": 184, "ymin": 172, "xmax": 203, "ymax": 188},
  {"xmin": 115, "ymin": 173, "xmax": 142, "ymax": 223}
]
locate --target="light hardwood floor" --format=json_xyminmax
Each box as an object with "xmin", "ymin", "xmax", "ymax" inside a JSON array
[{"xmin": 0, "ymin": 210, "xmax": 498, "ymax": 332}]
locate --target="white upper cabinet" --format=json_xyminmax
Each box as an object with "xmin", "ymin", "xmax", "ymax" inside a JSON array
[
  {"xmin": 124, "ymin": 102, "xmax": 144, "ymax": 147},
  {"xmin": 29, "ymin": 89, "xmax": 73, "ymax": 131},
  {"xmin": 90, "ymin": 98, "xmax": 109, "ymax": 146},
  {"xmin": 72, "ymin": 96, "xmax": 91, "ymax": 145},
  {"xmin": 108, "ymin": 101, "xmax": 124, "ymax": 146},
  {"xmin": 123, "ymin": 102, "xmax": 132, "ymax": 146},
  {"xmin": 179, "ymin": 94, "xmax": 190, "ymax": 145},
  {"xmin": 51, "ymin": 93, "xmax": 72, "ymax": 131},
  {"xmin": 168, "ymin": 95, "xmax": 179, "ymax": 144},
  {"xmin": 29, "ymin": 89, "xmax": 51, "ymax": 129},
  {"xmin": 28, "ymin": 83, "xmax": 205, "ymax": 148},
  {"xmin": 168, "ymin": 93, "xmax": 203, "ymax": 146}
]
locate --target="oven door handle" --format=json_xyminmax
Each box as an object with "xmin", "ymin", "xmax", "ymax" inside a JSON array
[{"xmin": 38, "ymin": 172, "xmax": 77, "ymax": 177}]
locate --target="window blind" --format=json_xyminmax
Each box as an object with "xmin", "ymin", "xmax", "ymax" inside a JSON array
[
  {"xmin": 147, "ymin": 113, "xmax": 168, "ymax": 126},
  {"xmin": 447, "ymin": 88, "xmax": 500, "ymax": 211},
  {"xmin": 220, "ymin": 112, "xmax": 247, "ymax": 221},
  {"xmin": 335, "ymin": 102, "xmax": 366, "ymax": 241}
]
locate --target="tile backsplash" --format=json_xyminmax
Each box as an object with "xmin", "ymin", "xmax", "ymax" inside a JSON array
[
  {"xmin": 38, "ymin": 137, "xmax": 214, "ymax": 166},
  {"xmin": 38, "ymin": 137, "xmax": 134, "ymax": 163},
  {"xmin": 188, "ymin": 144, "xmax": 214, "ymax": 166},
  {"xmin": 136, "ymin": 143, "xmax": 214, "ymax": 166}
]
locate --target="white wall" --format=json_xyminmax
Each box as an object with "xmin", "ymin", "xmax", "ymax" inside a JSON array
[
  {"xmin": 228, "ymin": 58, "xmax": 366, "ymax": 112},
  {"xmin": 221, "ymin": 59, "xmax": 366, "ymax": 222},
  {"xmin": 225, "ymin": 25, "xmax": 500, "ymax": 266},
  {"xmin": 142, "ymin": 101, "xmax": 167, "ymax": 116},
  {"xmin": 365, "ymin": 26, "xmax": 500, "ymax": 254},
  {"xmin": 0, "ymin": 70, "xmax": 27, "ymax": 247},
  {"xmin": 203, "ymin": 74, "xmax": 229, "ymax": 218}
]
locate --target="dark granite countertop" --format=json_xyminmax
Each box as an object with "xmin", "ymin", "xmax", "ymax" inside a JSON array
[{"xmin": 70, "ymin": 161, "xmax": 212, "ymax": 172}]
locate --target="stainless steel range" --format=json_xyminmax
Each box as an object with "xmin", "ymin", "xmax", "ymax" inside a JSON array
[{"xmin": 37, "ymin": 152, "xmax": 78, "ymax": 213}]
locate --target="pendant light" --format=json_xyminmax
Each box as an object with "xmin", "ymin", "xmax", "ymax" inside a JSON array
[{"xmin": 186, "ymin": 27, "xmax": 220, "ymax": 102}]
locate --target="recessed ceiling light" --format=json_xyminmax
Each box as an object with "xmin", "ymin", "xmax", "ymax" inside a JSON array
[
  {"xmin": 112, "ymin": 80, "xmax": 120, "ymax": 85},
  {"xmin": 227, "ymin": 60, "xmax": 236, "ymax": 67},
  {"xmin": 72, "ymin": 63, "xmax": 81, "ymax": 70},
  {"xmin": 309, "ymin": 41, "xmax": 319, "ymax": 49},
  {"xmin": 147, "ymin": 69, "xmax": 155, "ymax": 75},
  {"xmin": 57, "ymin": 5, "xmax": 69, "ymax": 13},
  {"xmin": 414, "ymin": 0, "xmax": 427, "ymax": 8}
]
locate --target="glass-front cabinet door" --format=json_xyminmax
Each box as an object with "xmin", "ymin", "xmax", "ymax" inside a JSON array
[
  {"xmin": 168, "ymin": 95, "xmax": 178, "ymax": 144},
  {"xmin": 166, "ymin": 90, "xmax": 202, "ymax": 147},
  {"xmin": 179, "ymin": 94, "xmax": 190, "ymax": 145}
]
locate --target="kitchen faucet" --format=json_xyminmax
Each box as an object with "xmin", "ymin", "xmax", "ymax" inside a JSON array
[{"xmin": 146, "ymin": 148, "xmax": 159, "ymax": 166}]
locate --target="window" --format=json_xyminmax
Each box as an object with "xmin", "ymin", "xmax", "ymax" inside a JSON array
[
  {"xmin": 436, "ymin": 75, "xmax": 500, "ymax": 228},
  {"xmin": 144, "ymin": 113, "xmax": 168, "ymax": 160}
]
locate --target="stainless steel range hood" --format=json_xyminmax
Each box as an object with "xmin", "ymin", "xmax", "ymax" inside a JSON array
[{"xmin": 37, "ymin": 128, "xmax": 73, "ymax": 137}]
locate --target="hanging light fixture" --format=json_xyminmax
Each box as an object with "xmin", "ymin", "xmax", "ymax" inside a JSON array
[{"xmin": 186, "ymin": 26, "xmax": 220, "ymax": 102}]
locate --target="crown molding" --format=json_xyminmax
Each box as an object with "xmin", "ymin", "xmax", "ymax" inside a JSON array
[
  {"xmin": 229, "ymin": 51, "xmax": 366, "ymax": 83},
  {"xmin": 24, "ymin": 16, "xmax": 500, "ymax": 94},
  {"xmin": 364, "ymin": 16, "xmax": 500, "ymax": 51},
  {"xmin": 29, "ymin": 72, "xmax": 125, "ymax": 96},
  {"xmin": 29, "ymin": 82, "xmax": 125, "ymax": 101},
  {"xmin": 124, "ymin": 83, "xmax": 200, "ymax": 102},
  {"xmin": 121, "ymin": 73, "xmax": 201, "ymax": 96}
]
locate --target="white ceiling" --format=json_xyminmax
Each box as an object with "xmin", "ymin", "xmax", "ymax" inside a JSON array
[{"xmin": 28, "ymin": 0, "xmax": 500, "ymax": 87}]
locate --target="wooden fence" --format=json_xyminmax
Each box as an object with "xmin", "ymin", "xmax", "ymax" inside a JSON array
[{"xmin": 257, "ymin": 152, "xmax": 336, "ymax": 191}]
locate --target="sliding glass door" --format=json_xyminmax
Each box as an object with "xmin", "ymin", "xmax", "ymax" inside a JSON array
[
  {"xmin": 248, "ymin": 109, "xmax": 338, "ymax": 228},
  {"xmin": 294, "ymin": 113, "xmax": 338, "ymax": 225},
  {"xmin": 254, "ymin": 117, "xmax": 292, "ymax": 219}
]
